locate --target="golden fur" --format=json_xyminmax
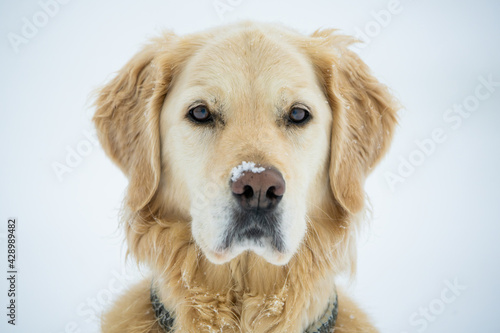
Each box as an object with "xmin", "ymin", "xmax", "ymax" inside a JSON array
[{"xmin": 93, "ymin": 22, "xmax": 398, "ymax": 332}]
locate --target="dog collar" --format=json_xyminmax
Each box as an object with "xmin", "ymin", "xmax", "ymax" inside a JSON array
[{"xmin": 151, "ymin": 285, "xmax": 338, "ymax": 333}]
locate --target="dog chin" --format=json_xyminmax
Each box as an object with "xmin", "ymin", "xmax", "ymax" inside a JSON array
[{"xmin": 203, "ymin": 241, "xmax": 293, "ymax": 266}]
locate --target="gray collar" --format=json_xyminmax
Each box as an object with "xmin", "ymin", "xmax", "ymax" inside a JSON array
[{"xmin": 151, "ymin": 285, "xmax": 338, "ymax": 333}]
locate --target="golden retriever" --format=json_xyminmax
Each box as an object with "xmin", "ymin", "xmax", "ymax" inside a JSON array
[{"xmin": 93, "ymin": 21, "xmax": 398, "ymax": 333}]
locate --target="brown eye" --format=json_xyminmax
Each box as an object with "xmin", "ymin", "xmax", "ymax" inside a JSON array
[
  {"xmin": 288, "ymin": 107, "xmax": 310, "ymax": 124},
  {"xmin": 188, "ymin": 105, "xmax": 212, "ymax": 123}
]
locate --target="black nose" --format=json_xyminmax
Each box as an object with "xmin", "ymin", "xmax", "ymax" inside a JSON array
[{"xmin": 231, "ymin": 167, "xmax": 286, "ymax": 211}]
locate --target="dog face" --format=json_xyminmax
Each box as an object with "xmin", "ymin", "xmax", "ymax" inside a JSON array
[
  {"xmin": 94, "ymin": 22, "xmax": 397, "ymax": 268},
  {"xmin": 160, "ymin": 32, "xmax": 333, "ymax": 265}
]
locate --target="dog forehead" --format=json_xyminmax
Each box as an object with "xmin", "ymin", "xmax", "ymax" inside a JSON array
[{"xmin": 177, "ymin": 27, "xmax": 320, "ymax": 109}]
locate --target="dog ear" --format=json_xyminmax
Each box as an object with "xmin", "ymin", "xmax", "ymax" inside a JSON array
[
  {"xmin": 93, "ymin": 35, "xmax": 175, "ymax": 212},
  {"xmin": 309, "ymin": 30, "xmax": 399, "ymax": 214}
]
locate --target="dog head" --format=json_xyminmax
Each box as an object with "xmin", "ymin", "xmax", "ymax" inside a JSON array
[{"xmin": 94, "ymin": 22, "xmax": 397, "ymax": 268}]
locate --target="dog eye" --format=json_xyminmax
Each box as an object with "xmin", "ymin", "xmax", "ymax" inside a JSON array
[
  {"xmin": 288, "ymin": 107, "xmax": 310, "ymax": 124},
  {"xmin": 188, "ymin": 105, "xmax": 212, "ymax": 123}
]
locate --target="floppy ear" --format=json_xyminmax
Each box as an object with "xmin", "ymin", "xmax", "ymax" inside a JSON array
[
  {"xmin": 93, "ymin": 35, "xmax": 174, "ymax": 212},
  {"xmin": 309, "ymin": 30, "xmax": 399, "ymax": 214}
]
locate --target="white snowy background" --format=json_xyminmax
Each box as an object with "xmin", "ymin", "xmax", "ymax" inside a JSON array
[{"xmin": 1, "ymin": 0, "xmax": 499, "ymax": 332}]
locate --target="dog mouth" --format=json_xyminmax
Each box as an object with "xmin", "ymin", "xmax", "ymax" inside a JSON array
[
  {"xmin": 240, "ymin": 226, "xmax": 265, "ymax": 239},
  {"xmin": 217, "ymin": 209, "xmax": 285, "ymax": 254}
]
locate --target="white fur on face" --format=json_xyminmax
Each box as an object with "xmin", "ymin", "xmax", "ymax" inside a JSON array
[
  {"xmin": 189, "ymin": 182, "xmax": 309, "ymax": 266},
  {"xmin": 160, "ymin": 26, "xmax": 332, "ymax": 266}
]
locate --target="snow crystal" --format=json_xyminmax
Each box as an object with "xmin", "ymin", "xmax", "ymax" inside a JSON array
[
  {"xmin": 230, "ymin": 161, "xmax": 265, "ymax": 182},
  {"xmin": 267, "ymin": 294, "xmax": 285, "ymax": 314}
]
